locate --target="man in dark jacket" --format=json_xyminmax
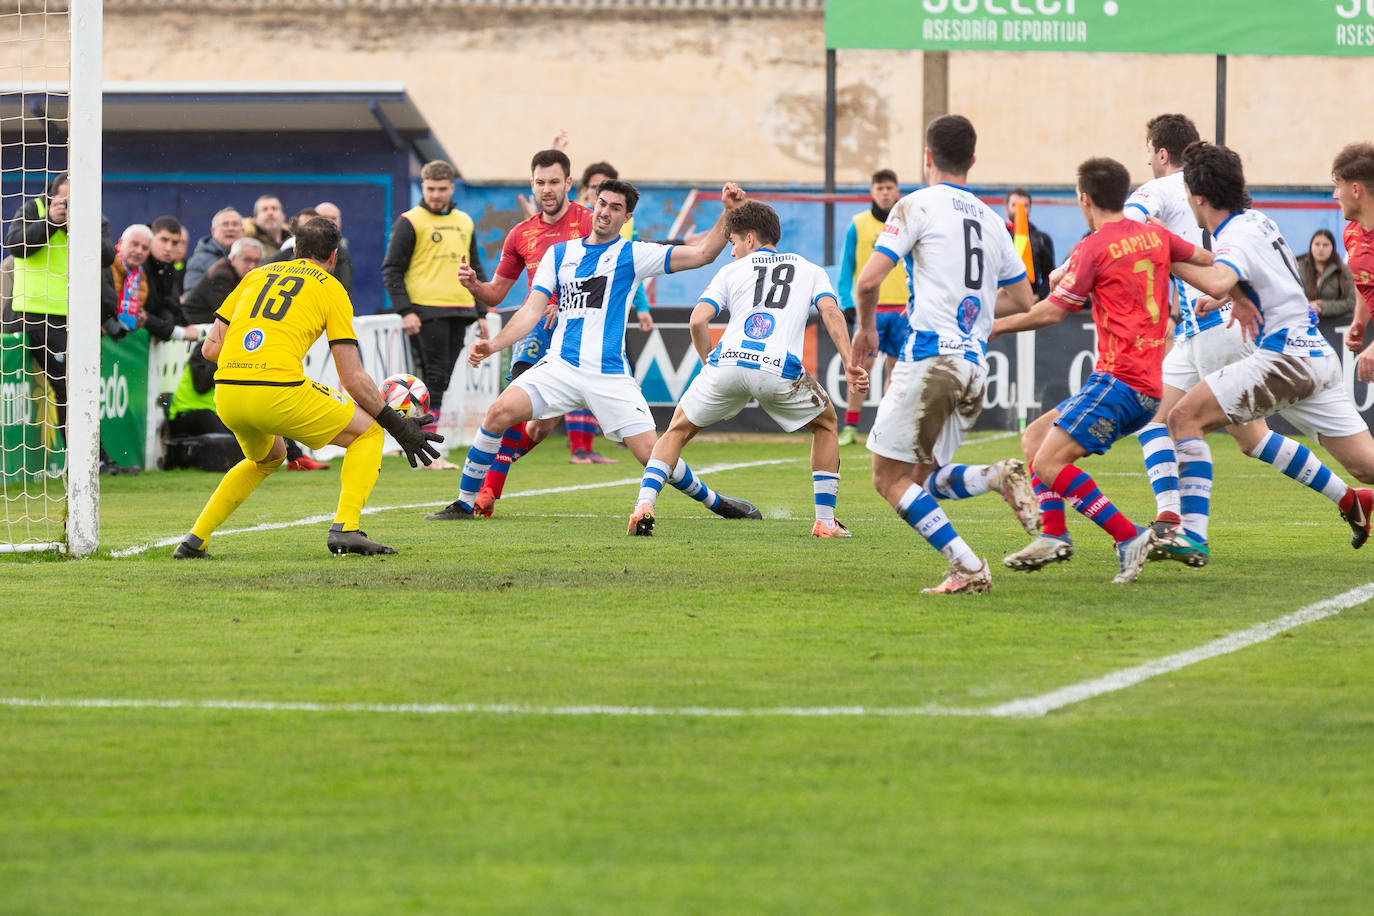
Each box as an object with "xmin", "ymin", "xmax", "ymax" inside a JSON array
[
  {"xmin": 184, "ymin": 207, "xmax": 244, "ymax": 290},
  {"xmin": 145, "ymin": 215, "xmax": 187, "ymax": 307},
  {"xmin": 182, "ymin": 237, "xmax": 264, "ymax": 324},
  {"xmin": 101, "ymin": 224, "xmax": 200, "ymax": 342},
  {"xmin": 1004, "ymin": 188, "xmax": 1057, "ymax": 300}
]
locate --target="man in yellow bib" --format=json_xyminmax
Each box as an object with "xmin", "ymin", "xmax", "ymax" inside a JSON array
[{"xmin": 173, "ymin": 218, "xmax": 442, "ymax": 558}]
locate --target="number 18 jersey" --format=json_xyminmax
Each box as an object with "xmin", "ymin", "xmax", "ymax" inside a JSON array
[
  {"xmin": 875, "ymin": 182, "xmax": 1026, "ymax": 367},
  {"xmin": 215, "ymin": 260, "xmax": 357, "ymax": 385},
  {"xmin": 699, "ymin": 248, "xmax": 838, "ymax": 380}
]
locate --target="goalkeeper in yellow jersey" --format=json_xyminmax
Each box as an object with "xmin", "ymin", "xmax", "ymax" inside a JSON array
[{"xmin": 173, "ymin": 218, "xmax": 442, "ymax": 558}]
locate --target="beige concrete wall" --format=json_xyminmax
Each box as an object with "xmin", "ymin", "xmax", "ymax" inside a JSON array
[{"xmin": 100, "ymin": 7, "xmax": 1374, "ymax": 187}]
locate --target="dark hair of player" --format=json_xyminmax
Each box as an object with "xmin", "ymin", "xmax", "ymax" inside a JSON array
[
  {"xmin": 725, "ymin": 201, "xmax": 781, "ymax": 247},
  {"xmin": 1145, "ymin": 114, "xmax": 1200, "ymax": 165},
  {"xmin": 420, "ymin": 160, "xmax": 457, "ymax": 183},
  {"xmin": 596, "ymin": 178, "xmax": 639, "ymax": 214},
  {"xmin": 526, "ymin": 149, "xmax": 571, "ymax": 179},
  {"xmin": 150, "ymin": 215, "xmax": 182, "ymax": 235},
  {"xmin": 1332, "ymin": 142, "xmax": 1374, "ymax": 188},
  {"xmin": 1182, "ymin": 141, "xmax": 1251, "ymax": 213},
  {"xmin": 926, "ymin": 115, "xmax": 977, "ymax": 174},
  {"xmin": 294, "ymin": 217, "xmax": 341, "ymax": 262},
  {"xmin": 1076, "ymin": 158, "xmax": 1132, "ymax": 212},
  {"xmin": 1008, "ymin": 187, "xmax": 1032, "ymax": 204},
  {"xmin": 871, "ymin": 169, "xmax": 898, "ymax": 185},
  {"xmin": 581, "ymin": 161, "xmax": 618, "ymax": 187}
]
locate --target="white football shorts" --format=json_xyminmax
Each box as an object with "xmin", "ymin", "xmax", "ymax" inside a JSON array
[
  {"xmin": 1204, "ymin": 348, "xmax": 1368, "ymax": 439},
  {"xmin": 678, "ymin": 365, "xmax": 831, "ymax": 433},
  {"xmin": 867, "ymin": 355, "xmax": 986, "ymax": 466},
  {"xmin": 1161, "ymin": 319, "xmax": 1253, "ymax": 393},
  {"xmin": 512, "ymin": 357, "xmax": 656, "ymax": 442}
]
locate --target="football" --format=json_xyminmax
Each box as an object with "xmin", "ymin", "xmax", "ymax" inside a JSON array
[{"xmin": 378, "ymin": 373, "xmax": 431, "ymax": 419}]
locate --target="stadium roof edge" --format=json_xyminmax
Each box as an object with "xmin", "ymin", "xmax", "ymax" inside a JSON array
[{"xmin": 0, "ymin": 81, "xmax": 454, "ymax": 173}]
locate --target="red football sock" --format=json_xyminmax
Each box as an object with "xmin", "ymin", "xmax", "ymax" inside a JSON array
[
  {"xmin": 1030, "ymin": 471, "xmax": 1068, "ymax": 539},
  {"xmin": 844, "ymin": 410, "xmax": 861, "ymax": 427},
  {"xmin": 1052, "ymin": 465, "xmax": 1138, "ymax": 543}
]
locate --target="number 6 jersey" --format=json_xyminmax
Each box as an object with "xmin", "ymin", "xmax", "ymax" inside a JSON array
[
  {"xmin": 699, "ymin": 247, "xmax": 838, "ymax": 380},
  {"xmin": 874, "ymin": 183, "xmax": 1026, "ymax": 367},
  {"xmin": 214, "ymin": 260, "xmax": 357, "ymax": 385}
]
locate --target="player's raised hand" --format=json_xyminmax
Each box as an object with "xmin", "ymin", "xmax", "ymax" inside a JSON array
[
  {"xmin": 458, "ymin": 255, "xmax": 479, "ymax": 289},
  {"xmin": 468, "ymin": 340, "xmax": 493, "ymax": 367},
  {"xmin": 542, "ymin": 299, "xmax": 558, "ymax": 330},
  {"xmin": 845, "ymin": 363, "xmax": 870, "ymax": 394},
  {"xmin": 721, "ymin": 183, "xmax": 746, "ymax": 209},
  {"xmin": 550, "ymin": 129, "xmax": 569, "ymax": 151},
  {"xmin": 373, "ymin": 407, "xmax": 444, "ymax": 467},
  {"xmin": 1223, "ymin": 293, "xmax": 1261, "ymax": 342},
  {"xmin": 515, "ymin": 194, "xmax": 537, "ymax": 218}
]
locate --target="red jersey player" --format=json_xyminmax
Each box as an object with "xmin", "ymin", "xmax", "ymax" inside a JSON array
[
  {"xmin": 433, "ymin": 148, "xmax": 596, "ymax": 519},
  {"xmin": 1333, "ymin": 143, "xmax": 1374, "ymax": 382},
  {"xmin": 991, "ymin": 157, "xmax": 1210, "ymax": 583}
]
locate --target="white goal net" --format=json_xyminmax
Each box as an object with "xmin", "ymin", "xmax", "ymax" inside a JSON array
[{"xmin": 1, "ymin": 0, "xmax": 100, "ymax": 555}]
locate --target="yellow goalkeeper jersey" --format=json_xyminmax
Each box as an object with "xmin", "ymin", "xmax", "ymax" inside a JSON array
[{"xmin": 214, "ymin": 260, "xmax": 357, "ymax": 385}]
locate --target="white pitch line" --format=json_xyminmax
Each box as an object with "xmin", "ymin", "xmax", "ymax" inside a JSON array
[
  {"xmin": 5, "ymin": 584, "xmax": 1369, "ymax": 719},
  {"xmin": 108, "ymin": 457, "xmax": 800, "ymax": 557}
]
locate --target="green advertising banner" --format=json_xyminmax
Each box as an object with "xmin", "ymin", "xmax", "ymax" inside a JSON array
[
  {"xmin": 99, "ymin": 329, "xmax": 150, "ymax": 469},
  {"xmin": 827, "ymin": 0, "xmax": 1374, "ymax": 56},
  {"xmin": 1, "ymin": 333, "xmax": 65, "ymax": 483}
]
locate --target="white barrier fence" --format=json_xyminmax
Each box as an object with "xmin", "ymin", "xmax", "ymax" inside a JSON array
[{"xmin": 145, "ymin": 313, "xmax": 503, "ymax": 467}]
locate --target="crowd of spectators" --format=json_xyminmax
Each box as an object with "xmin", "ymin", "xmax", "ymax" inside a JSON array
[{"xmin": 1, "ymin": 177, "xmax": 352, "ymax": 472}]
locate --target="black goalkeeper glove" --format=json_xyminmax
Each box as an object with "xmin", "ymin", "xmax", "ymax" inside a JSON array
[
  {"xmin": 101, "ymin": 317, "xmax": 129, "ymax": 340},
  {"xmin": 373, "ymin": 407, "xmax": 444, "ymax": 467}
]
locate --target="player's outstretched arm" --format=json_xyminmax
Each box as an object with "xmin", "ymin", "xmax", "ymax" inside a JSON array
[
  {"xmin": 201, "ymin": 317, "xmax": 228, "ymax": 362},
  {"xmin": 1171, "ymin": 260, "xmax": 1238, "ymax": 300},
  {"xmin": 459, "ymin": 259, "xmax": 517, "ymax": 309},
  {"xmin": 468, "ymin": 288, "xmax": 551, "ymax": 367},
  {"xmin": 994, "ymin": 275, "xmax": 1034, "ymax": 317},
  {"xmin": 333, "ymin": 342, "xmax": 442, "ymax": 466},
  {"xmin": 818, "ymin": 295, "xmax": 868, "ymax": 394},
  {"xmin": 991, "ymin": 298, "xmax": 1068, "ymax": 339},
  {"xmin": 667, "ymin": 183, "xmax": 746, "ymax": 273},
  {"xmin": 688, "ymin": 301, "xmax": 716, "ymax": 362}
]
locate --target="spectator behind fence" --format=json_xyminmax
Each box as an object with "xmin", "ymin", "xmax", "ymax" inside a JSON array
[
  {"xmin": 4, "ymin": 173, "xmax": 116, "ymax": 432},
  {"xmin": 146, "ymin": 215, "xmax": 187, "ymax": 307},
  {"xmin": 243, "ymin": 194, "xmax": 291, "ymax": 258},
  {"xmin": 1004, "ymin": 188, "xmax": 1056, "ymax": 300},
  {"xmin": 381, "ymin": 159, "xmax": 488, "ymax": 468},
  {"xmin": 264, "ymin": 208, "xmax": 318, "ymax": 264},
  {"xmin": 182, "ymin": 237, "xmax": 264, "ymax": 324},
  {"xmin": 314, "ymin": 202, "xmax": 354, "ymax": 294},
  {"xmin": 185, "ymin": 207, "xmax": 244, "ymax": 291},
  {"xmin": 102, "ymin": 224, "xmax": 200, "ymax": 342},
  {"xmin": 1297, "ymin": 228, "xmax": 1356, "ymax": 323}
]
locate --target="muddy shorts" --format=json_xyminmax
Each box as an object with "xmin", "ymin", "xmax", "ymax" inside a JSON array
[
  {"xmin": 1054, "ymin": 372, "xmax": 1159, "ymax": 456},
  {"xmin": 1205, "ymin": 349, "xmax": 1367, "ymax": 439},
  {"xmin": 1162, "ymin": 318, "xmax": 1253, "ymax": 393},
  {"xmin": 867, "ymin": 355, "xmax": 985, "ymax": 467},
  {"xmin": 679, "ymin": 364, "xmax": 831, "ymax": 433}
]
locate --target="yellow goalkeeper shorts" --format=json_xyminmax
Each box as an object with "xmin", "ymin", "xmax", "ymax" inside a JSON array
[{"xmin": 215, "ymin": 379, "xmax": 358, "ymax": 461}]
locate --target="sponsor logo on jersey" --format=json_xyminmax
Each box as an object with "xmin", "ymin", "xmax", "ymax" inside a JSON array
[
  {"xmin": 744, "ymin": 313, "xmax": 775, "ymax": 340},
  {"xmin": 563, "ymin": 274, "xmax": 607, "ymax": 311},
  {"xmin": 243, "ymin": 328, "xmax": 265, "ymax": 351},
  {"xmin": 956, "ymin": 296, "xmax": 981, "ymax": 333}
]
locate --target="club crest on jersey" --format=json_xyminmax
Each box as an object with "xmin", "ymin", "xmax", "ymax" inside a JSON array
[
  {"xmin": 744, "ymin": 313, "xmax": 776, "ymax": 340},
  {"xmin": 243, "ymin": 328, "xmax": 265, "ymax": 351},
  {"xmin": 956, "ymin": 296, "xmax": 981, "ymax": 334}
]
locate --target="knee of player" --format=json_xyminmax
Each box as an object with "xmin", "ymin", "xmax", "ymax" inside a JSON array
[{"xmin": 257, "ymin": 455, "xmax": 286, "ymax": 473}]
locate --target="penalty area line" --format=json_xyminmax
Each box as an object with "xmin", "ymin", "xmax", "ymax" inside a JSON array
[
  {"xmin": 109, "ymin": 457, "xmax": 801, "ymax": 558},
  {"xmin": 6, "ymin": 584, "xmax": 1370, "ymax": 720}
]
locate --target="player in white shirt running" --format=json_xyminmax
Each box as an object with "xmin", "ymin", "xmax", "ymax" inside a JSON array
[
  {"xmin": 426, "ymin": 180, "xmax": 762, "ymax": 522},
  {"xmin": 628, "ymin": 201, "xmax": 869, "ymax": 537},
  {"xmin": 1166, "ymin": 142, "xmax": 1374, "ymax": 561},
  {"xmin": 851, "ymin": 115, "xmax": 1038, "ymax": 595}
]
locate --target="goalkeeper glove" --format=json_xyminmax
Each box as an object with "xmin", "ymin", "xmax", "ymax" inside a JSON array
[{"xmin": 373, "ymin": 407, "xmax": 444, "ymax": 467}]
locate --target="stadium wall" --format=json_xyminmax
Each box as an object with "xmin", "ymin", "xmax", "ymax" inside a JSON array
[{"xmin": 102, "ymin": 2, "xmax": 1374, "ymax": 188}]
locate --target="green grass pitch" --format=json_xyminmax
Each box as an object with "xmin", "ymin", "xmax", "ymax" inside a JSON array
[{"xmin": 3, "ymin": 431, "xmax": 1374, "ymax": 913}]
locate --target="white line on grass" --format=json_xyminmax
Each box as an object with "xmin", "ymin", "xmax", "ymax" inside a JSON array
[
  {"xmin": 7, "ymin": 585, "xmax": 1370, "ymax": 719},
  {"xmin": 109, "ymin": 458, "xmax": 800, "ymax": 557}
]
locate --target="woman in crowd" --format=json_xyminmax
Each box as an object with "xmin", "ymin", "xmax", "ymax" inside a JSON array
[{"xmin": 1297, "ymin": 228, "xmax": 1356, "ymax": 322}]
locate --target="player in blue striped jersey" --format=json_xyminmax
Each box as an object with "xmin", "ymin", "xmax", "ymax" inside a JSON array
[
  {"xmin": 426, "ymin": 180, "xmax": 761, "ymax": 522},
  {"xmin": 628, "ymin": 200, "xmax": 869, "ymax": 538},
  {"xmin": 851, "ymin": 115, "xmax": 1039, "ymax": 595},
  {"xmin": 1166, "ymin": 142, "xmax": 1374, "ymax": 559}
]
